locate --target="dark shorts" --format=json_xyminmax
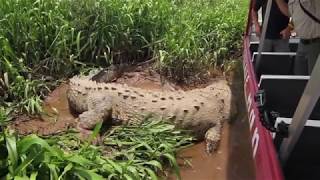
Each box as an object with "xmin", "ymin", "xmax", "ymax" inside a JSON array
[{"xmin": 294, "ymin": 40, "xmax": 320, "ymax": 75}]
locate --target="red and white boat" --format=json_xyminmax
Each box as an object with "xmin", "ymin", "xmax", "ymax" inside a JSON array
[{"xmin": 243, "ymin": 0, "xmax": 320, "ymax": 180}]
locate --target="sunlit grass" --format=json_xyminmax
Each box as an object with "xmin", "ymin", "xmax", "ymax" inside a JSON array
[
  {"xmin": 0, "ymin": 0, "xmax": 248, "ymax": 114},
  {"xmin": 0, "ymin": 111, "xmax": 194, "ymax": 179}
]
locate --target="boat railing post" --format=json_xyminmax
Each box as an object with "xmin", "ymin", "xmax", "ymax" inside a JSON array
[
  {"xmin": 279, "ymin": 55, "xmax": 320, "ymax": 164},
  {"xmin": 254, "ymin": 0, "xmax": 272, "ymax": 73}
]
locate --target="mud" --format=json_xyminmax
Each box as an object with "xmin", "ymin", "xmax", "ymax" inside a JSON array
[
  {"xmin": 167, "ymin": 115, "xmax": 255, "ymax": 180},
  {"xmin": 11, "ymin": 64, "xmax": 255, "ymax": 179},
  {"xmin": 11, "ymin": 84, "xmax": 77, "ymax": 136}
]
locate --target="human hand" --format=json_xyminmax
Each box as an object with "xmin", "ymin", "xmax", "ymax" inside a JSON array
[{"xmin": 280, "ymin": 26, "xmax": 291, "ymax": 39}]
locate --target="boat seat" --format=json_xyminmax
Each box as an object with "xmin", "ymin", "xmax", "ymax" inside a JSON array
[
  {"xmin": 249, "ymin": 42, "xmax": 258, "ymax": 53},
  {"xmin": 273, "ymin": 117, "xmax": 320, "ymax": 180},
  {"xmin": 253, "ymin": 52, "xmax": 296, "ymax": 78},
  {"xmin": 258, "ymin": 75, "xmax": 320, "ymax": 119},
  {"xmin": 249, "ymin": 38, "xmax": 299, "ymax": 54}
]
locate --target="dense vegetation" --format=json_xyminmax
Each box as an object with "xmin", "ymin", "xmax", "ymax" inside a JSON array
[
  {"xmin": 0, "ymin": 0, "xmax": 247, "ymax": 114},
  {"xmin": 0, "ymin": 109, "xmax": 193, "ymax": 179},
  {"xmin": 0, "ymin": 0, "xmax": 248, "ymax": 178}
]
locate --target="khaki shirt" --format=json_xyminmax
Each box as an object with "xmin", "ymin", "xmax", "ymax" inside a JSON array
[{"xmin": 289, "ymin": 0, "xmax": 320, "ymax": 39}]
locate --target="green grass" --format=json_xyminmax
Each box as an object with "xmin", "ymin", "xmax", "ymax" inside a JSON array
[
  {"xmin": 0, "ymin": 110, "xmax": 194, "ymax": 179},
  {"xmin": 0, "ymin": 0, "xmax": 248, "ymax": 114},
  {"xmin": 0, "ymin": 0, "xmax": 247, "ymax": 76}
]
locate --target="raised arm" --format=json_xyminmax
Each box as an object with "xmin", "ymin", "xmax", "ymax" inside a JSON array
[{"xmin": 275, "ymin": 0, "xmax": 290, "ymax": 17}]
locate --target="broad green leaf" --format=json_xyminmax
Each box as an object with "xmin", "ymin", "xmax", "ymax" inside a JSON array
[
  {"xmin": 58, "ymin": 163, "xmax": 73, "ymax": 180},
  {"xmin": 72, "ymin": 167, "xmax": 104, "ymax": 180},
  {"xmin": 6, "ymin": 132, "xmax": 18, "ymax": 172},
  {"xmin": 163, "ymin": 153, "xmax": 180, "ymax": 180},
  {"xmin": 126, "ymin": 166, "xmax": 139, "ymax": 180},
  {"xmin": 123, "ymin": 174, "xmax": 134, "ymax": 180},
  {"xmin": 30, "ymin": 171, "xmax": 38, "ymax": 180},
  {"xmin": 144, "ymin": 167, "xmax": 158, "ymax": 180},
  {"xmin": 106, "ymin": 159, "xmax": 123, "ymax": 174},
  {"xmin": 102, "ymin": 163, "xmax": 114, "ymax": 173},
  {"xmin": 14, "ymin": 150, "xmax": 43, "ymax": 175},
  {"xmin": 17, "ymin": 135, "xmax": 62, "ymax": 159},
  {"xmin": 48, "ymin": 164, "xmax": 59, "ymax": 180},
  {"xmin": 14, "ymin": 176, "xmax": 29, "ymax": 180},
  {"xmin": 66, "ymin": 155, "xmax": 93, "ymax": 166},
  {"xmin": 142, "ymin": 160, "xmax": 163, "ymax": 171}
]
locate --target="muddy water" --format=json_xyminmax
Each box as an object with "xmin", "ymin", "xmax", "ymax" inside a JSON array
[
  {"xmin": 168, "ymin": 116, "xmax": 255, "ymax": 180},
  {"xmin": 13, "ymin": 69, "xmax": 255, "ymax": 179}
]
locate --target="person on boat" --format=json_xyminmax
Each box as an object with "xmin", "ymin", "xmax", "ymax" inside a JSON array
[
  {"xmin": 275, "ymin": 0, "xmax": 320, "ymax": 75},
  {"xmin": 252, "ymin": 0, "xmax": 291, "ymax": 52}
]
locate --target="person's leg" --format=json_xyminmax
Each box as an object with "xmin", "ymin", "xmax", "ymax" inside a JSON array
[
  {"xmin": 274, "ymin": 39, "xmax": 290, "ymax": 52},
  {"xmin": 293, "ymin": 42, "xmax": 308, "ymax": 75},
  {"xmin": 306, "ymin": 41, "xmax": 320, "ymax": 74}
]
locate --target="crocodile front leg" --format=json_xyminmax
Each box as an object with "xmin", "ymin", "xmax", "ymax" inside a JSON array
[
  {"xmin": 77, "ymin": 95, "xmax": 113, "ymax": 141},
  {"xmin": 205, "ymin": 122, "xmax": 222, "ymax": 154}
]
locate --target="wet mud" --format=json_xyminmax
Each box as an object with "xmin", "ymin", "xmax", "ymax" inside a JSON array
[
  {"xmin": 168, "ymin": 116, "xmax": 255, "ymax": 180},
  {"xmin": 11, "ymin": 64, "xmax": 255, "ymax": 179},
  {"xmin": 11, "ymin": 84, "xmax": 77, "ymax": 136}
]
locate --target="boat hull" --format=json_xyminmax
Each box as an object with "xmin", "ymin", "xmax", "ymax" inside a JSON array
[{"xmin": 242, "ymin": 36, "xmax": 284, "ymax": 180}]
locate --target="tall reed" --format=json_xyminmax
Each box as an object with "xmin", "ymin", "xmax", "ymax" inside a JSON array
[{"xmin": 0, "ymin": 0, "xmax": 248, "ymax": 113}]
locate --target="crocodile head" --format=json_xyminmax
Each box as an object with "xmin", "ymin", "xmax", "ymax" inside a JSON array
[{"xmin": 67, "ymin": 88, "xmax": 89, "ymax": 114}]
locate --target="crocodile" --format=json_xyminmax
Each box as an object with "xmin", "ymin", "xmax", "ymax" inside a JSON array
[{"xmin": 67, "ymin": 74, "xmax": 233, "ymax": 153}]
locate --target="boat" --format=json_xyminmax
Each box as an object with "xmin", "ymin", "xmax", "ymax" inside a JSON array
[{"xmin": 243, "ymin": 0, "xmax": 320, "ymax": 179}]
